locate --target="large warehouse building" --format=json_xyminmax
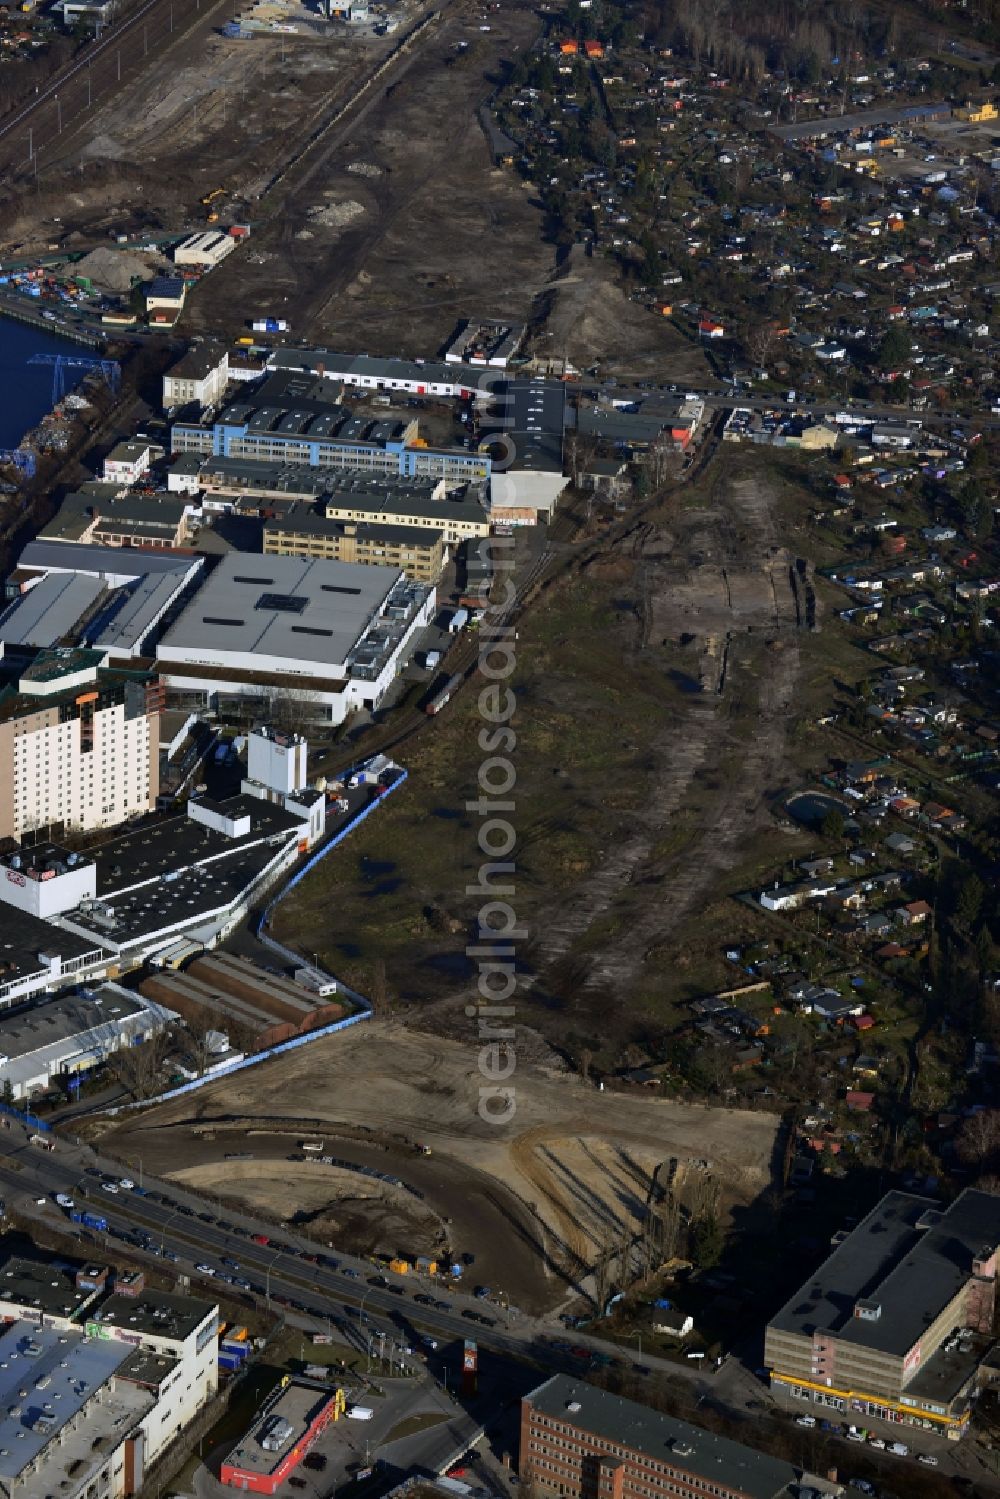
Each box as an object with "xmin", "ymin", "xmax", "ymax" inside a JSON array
[
  {"xmin": 170, "ymin": 369, "xmax": 490, "ymax": 485},
  {"xmin": 155, "ymin": 552, "xmax": 434, "ymax": 721},
  {"xmin": 0, "ymin": 982, "xmax": 176, "ymax": 1101}
]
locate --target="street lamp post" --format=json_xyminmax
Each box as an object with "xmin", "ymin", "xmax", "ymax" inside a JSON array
[
  {"xmin": 158, "ymin": 1208, "xmax": 178, "ymax": 1259},
  {"xmin": 265, "ymin": 1248, "xmax": 282, "ymax": 1309}
]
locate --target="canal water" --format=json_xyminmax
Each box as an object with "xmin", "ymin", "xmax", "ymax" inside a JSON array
[{"xmin": 0, "ymin": 316, "xmax": 86, "ymax": 450}]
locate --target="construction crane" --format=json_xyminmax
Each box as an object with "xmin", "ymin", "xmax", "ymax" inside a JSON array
[{"xmin": 27, "ymin": 354, "xmax": 121, "ymax": 406}]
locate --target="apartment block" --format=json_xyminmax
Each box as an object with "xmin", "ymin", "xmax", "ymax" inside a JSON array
[
  {"xmin": 0, "ymin": 649, "xmax": 162, "ymax": 840},
  {"xmin": 263, "ymin": 508, "xmax": 446, "ymax": 583},
  {"xmin": 765, "ymin": 1188, "xmax": 1000, "ymax": 1436}
]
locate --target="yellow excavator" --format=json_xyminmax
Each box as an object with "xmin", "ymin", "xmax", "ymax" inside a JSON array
[{"xmin": 200, "ymin": 186, "xmax": 227, "ymax": 222}]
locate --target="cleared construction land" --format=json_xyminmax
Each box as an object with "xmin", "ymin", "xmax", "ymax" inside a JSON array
[
  {"xmin": 267, "ymin": 450, "xmax": 834, "ymax": 1054},
  {"xmin": 0, "ymin": 0, "xmax": 713, "ymax": 378},
  {"xmin": 98, "ymin": 1022, "xmax": 779, "ymax": 1312}
]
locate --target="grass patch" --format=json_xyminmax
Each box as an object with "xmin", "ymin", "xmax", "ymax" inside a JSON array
[{"xmin": 384, "ymin": 1412, "xmax": 448, "ymax": 1444}]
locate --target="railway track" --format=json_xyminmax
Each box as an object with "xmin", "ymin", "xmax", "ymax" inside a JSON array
[{"xmin": 0, "ymin": 0, "xmax": 234, "ymax": 175}]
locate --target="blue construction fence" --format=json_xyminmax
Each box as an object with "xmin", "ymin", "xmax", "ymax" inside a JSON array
[
  {"xmin": 110, "ymin": 1009, "xmax": 371, "ymax": 1113},
  {"xmin": 0, "ymin": 1100, "xmax": 52, "ymax": 1133},
  {"xmin": 258, "ymin": 767, "xmax": 409, "ymax": 936},
  {"xmin": 110, "ymin": 765, "xmax": 410, "ymax": 1114}
]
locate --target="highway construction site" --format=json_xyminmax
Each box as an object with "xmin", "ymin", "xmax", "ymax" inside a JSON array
[{"xmin": 94, "ymin": 1022, "xmax": 779, "ymax": 1314}]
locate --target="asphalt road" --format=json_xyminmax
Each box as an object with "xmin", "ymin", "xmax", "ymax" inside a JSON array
[
  {"xmin": 3, "ymin": 1133, "xmax": 999, "ymax": 1490},
  {"xmin": 0, "ymin": 1132, "xmax": 697, "ymax": 1382}
]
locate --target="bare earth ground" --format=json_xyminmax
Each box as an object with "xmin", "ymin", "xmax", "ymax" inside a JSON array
[
  {"xmin": 99, "ymin": 1023, "xmax": 779, "ymax": 1312},
  {"xmin": 173, "ymin": 1158, "xmax": 447, "ymax": 1261},
  {"xmin": 534, "ymin": 467, "xmax": 815, "ymax": 999},
  {"xmin": 185, "ymin": 4, "xmax": 557, "ymax": 353},
  {"xmin": 271, "ymin": 452, "xmax": 822, "ymax": 1051},
  {"xmin": 2, "ymin": 0, "xmax": 719, "ymax": 376},
  {"xmin": 540, "ymin": 245, "xmax": 714, "ymax": 383}
]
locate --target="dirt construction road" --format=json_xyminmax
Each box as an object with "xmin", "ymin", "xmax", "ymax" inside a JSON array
[{"xmin": 101, "ymin": 1023, "xmax": 779, "ymax": 1313}]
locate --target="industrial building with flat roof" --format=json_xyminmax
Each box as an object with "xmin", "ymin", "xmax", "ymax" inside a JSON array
[
  {"xmin": 155, "ymin": 552, "xmax": 435, "ymax": 722},
  {"xmin": 520, "ymin": 1375, "xmax": 839, "ymax": 1499},
  {"xmin": 196, "ymin": 459, "xmax": 488, "ymax": 542},
  {"xmin": 264, "ymin": 349, "xmax": 570, "ymax": 524},
  {"xmin": 765, "ymin": 1188, "xmax": 1000, "ymax": 1435},
  {"xmin": 0, "ymin": 1255, "xmax": 105, "ymax": 1324},
  {"xmin": 0, "ymin": 1256, "xmax": 219, "ymax": 1499},
  {"xmin": 0, "ymin": 572, "xmax": 107, "ymax": 649},
  {"xmin": 322, "ymin": 475, "xmax": 488, "ymax": 543},
  {"xmin": 269, "ymin": 345, "xmax": 486, "ymax": 399},
  {"xmin": 170, "ymin": 368, "xmax": 490, "ymax": 485},
  {"xmin": 0, "ymin": 905, "xmax": 104, "ymax": 1011},
  {"xmin": 0, "ymin": 982, "xmax": 176, "ymax": 1101},
  {"xmin": 53, "ymin": 793, "xmax": 309, "ymax": 960},
  {"xmin": 0, "ymin": 1318, "xmax": 151, "ymax": 1499},
  {"xmin": 221, "ymin": 1379, "xmax": 341, "ymax": 1494}
]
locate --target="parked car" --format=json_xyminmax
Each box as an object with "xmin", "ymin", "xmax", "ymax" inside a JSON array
[
  {"xmin": 796, "ymin": 1415, "xmax": 817, "ymax": 1428},
  {"xmin": 917, "ymin": 1454, "xmax": 939, "ymax": 1466}
]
